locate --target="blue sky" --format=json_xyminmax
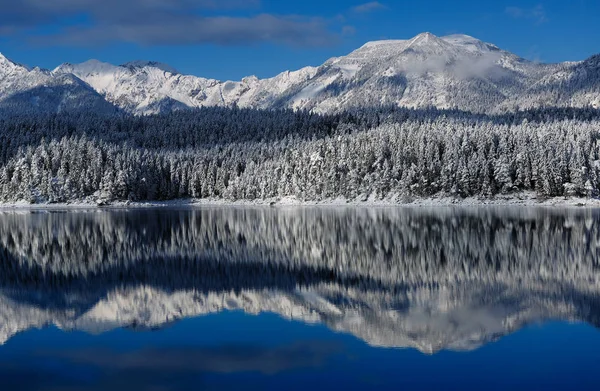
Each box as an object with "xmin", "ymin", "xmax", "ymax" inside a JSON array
[{"xmin": 0, "ymin": 0, "xmax": 598, "ymax": 80}]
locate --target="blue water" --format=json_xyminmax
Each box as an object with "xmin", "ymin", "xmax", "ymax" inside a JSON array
[
  {"xmin": 1, "ymin": 314, "xmax": 599, "ymax": 390},
  {"xmin": 1, "ymin": 207, "xmax": 600, "ymax": 390}
]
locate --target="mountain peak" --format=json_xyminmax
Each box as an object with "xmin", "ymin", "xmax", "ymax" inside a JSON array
[
  {"xmin": 0, "ymin": 52, "xmax": 30, "ymax": 71},
  {"xmin": 0, "ymin": 53, "xmax": 9, "ymax": 69},
  {"xmin": 409, "ymin": 32, "xmax": 445, "ymax": 45},
  {"xmin": 405, "ymin": 32, "xmax": 456, "ymax": 54},
  {"xmin": 414, "ymin": 32, "xmax": 437, "ymax": 40},
  {"xmin": 0, "ymin": 52, "xmax": 12, "ymax": 62},
  {"xmin": 121, "ymin": 61, "xmax": 179, "ymax": 74},
  {"xmin": 66, "ymin": 59, "xmax": 119, "ymax": 75}
]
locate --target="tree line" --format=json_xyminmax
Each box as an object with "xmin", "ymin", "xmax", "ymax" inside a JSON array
[{"xmin": 0, "ymin": 106, "xmax": 599, "ymax": 203}]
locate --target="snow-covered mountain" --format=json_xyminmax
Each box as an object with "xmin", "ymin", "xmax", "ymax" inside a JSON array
[
  {"xmin": 1, "ymin": 33, "xmax": 599, "ymax": 115},
  {"xmin": 0, "ymin": 52, "xmax": 116, "ymax": 115},
  {"xmin": 53, "ymin": 59, "xmax": 318, "ymax": 115},
  {"xmin": 278, "ymin": 32, "xmax": 558, "ymax": 113},
  {"xmin": 501, "ymin": 54, "xmax": 600, "ymax": 110}
]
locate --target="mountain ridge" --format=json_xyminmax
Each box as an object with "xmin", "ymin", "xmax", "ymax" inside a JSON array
[
  {"xmin": 1, "ymin": 33, "xmax": 598, "ymax": 115},
  {"xmin": 0, "ymin": 53, "xmax": 117, "ymax": 115}
]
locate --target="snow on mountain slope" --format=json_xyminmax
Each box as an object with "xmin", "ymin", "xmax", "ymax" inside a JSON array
[
  {"xmin": 0, "ymin": 52, "xmax": 56, "ymax": 99},
  {"xmin": 50, "ymin": 32, "xmax": 550, "ymax": 114},
  {"xmin": 0, "ymin": 53, "xmax": 116, "ymax": 115},
  {"xmin": 281, "ymin": 33, "xmax": 560, "ymax": 113},
  {"xmin": 54, "ymin": 59, "xmax": 318, "ymax": 115},
  {"xmin": 499, "ymin": 54, "xmax": 600, "ymax": 111},
  {"xmin": 122, "ymin": 60, "xmax": 180, "ymax": 74},
  {"xmin": 2, "ymin": 33, "xmax": 599, "ymax": 115}
]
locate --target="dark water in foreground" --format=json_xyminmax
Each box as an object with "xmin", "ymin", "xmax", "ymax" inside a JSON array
[{"xmin": 0, "ymin": 206, "xmax": 599, "ymax": 390}]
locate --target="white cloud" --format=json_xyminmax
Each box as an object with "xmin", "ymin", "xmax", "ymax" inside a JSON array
[
  {"xmin": 505, "ymin": 4, "xmax": 548, "ymax": 25},
  {"xmin": 352, "ymin": 2, "xmax": 388, "ymax": 14}
]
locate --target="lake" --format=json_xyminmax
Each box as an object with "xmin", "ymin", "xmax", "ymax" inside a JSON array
[{"xmin": 0, "ymin": 206, "xmax": 599, "ymax": 390}]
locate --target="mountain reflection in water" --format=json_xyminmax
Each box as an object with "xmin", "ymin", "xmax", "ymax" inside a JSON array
[{"xmin": 0, "ymin": 206, "xmax": 599, "ymax": 354}]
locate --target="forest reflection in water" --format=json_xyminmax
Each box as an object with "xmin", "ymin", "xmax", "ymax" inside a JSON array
[{"xmin": 0, "ymin": 206, "xmax": 599, "ymax": 354}]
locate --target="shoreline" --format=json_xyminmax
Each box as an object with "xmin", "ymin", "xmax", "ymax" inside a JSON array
[{"xmin": 1, "ymin": 193, "xmax": 600, "ymax": 209}]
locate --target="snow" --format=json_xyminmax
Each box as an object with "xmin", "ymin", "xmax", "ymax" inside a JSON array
[
  {"xmin": 56, "ymin": 59, "xmax": 119, "ymax": 77},
  {"xmin": 358, "ymin": 40, "xmax": 409, "ymax": 50},
  {"xmin": 441, "ymin": 34, "xmax": 499, "ymax": 53},
  {"xmin": 0, "ymin": 56, "xmax": 114, "ymax": 114},
  {"xmin": 1, "ymin": 192, "xmax": 599, "ymax": 210},
  {"xmin": 122, "ymin": 60, "xmax": 179, "ymax": 74},
  {"xmin": 0, "ymin": 52, "xmax": 31, "ymax": 72},
  {"xmin": 336, "ymin": 63, "xmax": 361, "ymax": 79},
  {"xmin": 291, "ymin": 75, "xmax": 340, "ymax": 109},
  {"xmin": 51, "ymin": 57, "xmax": 321, "ymax": 115},
  {"xmin": 2, "ymin": 32, "xmax": 599, "ymax": 114}
]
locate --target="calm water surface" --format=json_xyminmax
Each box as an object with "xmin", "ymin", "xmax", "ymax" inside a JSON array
[{"xmin": 0, "ymin": 206, "xmax": 599, "ymax": 390}]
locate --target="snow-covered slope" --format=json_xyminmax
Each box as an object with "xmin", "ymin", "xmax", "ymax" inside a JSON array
[
  {"xmin": 295, "ymin": 33, "xmax": 567, "ymax": 113},
  {"xmin": 500, "ymin": 54, "xmax": 600, "ymax": 111},
  {"xmin": 0, "ymin": 53, "xmax": 116, "ymax": 115},
  {"xmin": 1, "ymin": 33, "xmax": 599, "ymax": 115},
  {"xmin": 53, "ymin": 59, "xmax": 318, "ymax": 115}
]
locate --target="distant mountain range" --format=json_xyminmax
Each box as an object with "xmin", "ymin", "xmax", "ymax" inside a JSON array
[{"xmin": 1, "ymin": 32, "xmax": 599, "ymax": 115}]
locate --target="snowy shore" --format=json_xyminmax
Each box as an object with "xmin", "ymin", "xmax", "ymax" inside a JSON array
[{"xmin": 1, "ymin": 192, "xmax": 600, "ymax": 209}]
